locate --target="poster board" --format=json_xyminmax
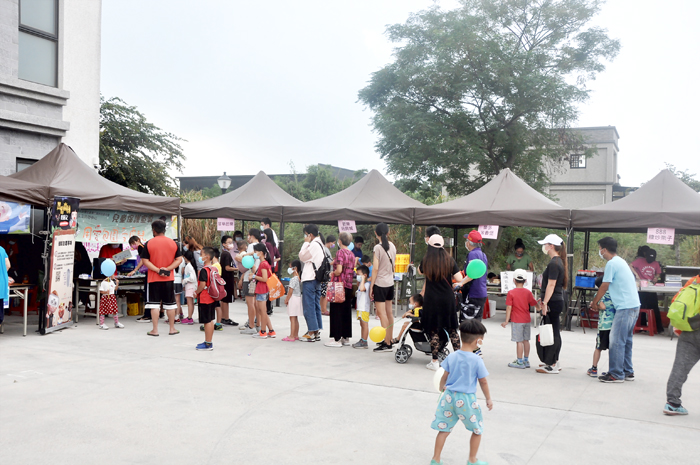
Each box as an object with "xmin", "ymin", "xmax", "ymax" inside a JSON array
[
  {"xmin": 75, "ymin": 210, "xmax": 177, "ymax": 243},
  {"xmin": 500, "ymin": 271, "xmax": 534, "ymax": 294},
  {"xmin": 45, "ymin": 230, "xmax": 76, "ymax": 333},
  {"xmin": 0, "ymin": 201, "xmax": 31, "ymax": 234}
]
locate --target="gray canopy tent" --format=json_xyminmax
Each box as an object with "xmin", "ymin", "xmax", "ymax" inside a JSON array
[
  {"xmin": 181, "ymin": 171, "xmax": 303, "ymax": 263},
  {"xmin": 0, "ymin": 175, "xmax": 50, "ymax": 206},
  {"xmin": 10, "ymin": 143, "xmax": 180, "ymax": 215},
  {"xmin": 414, "ymin": 168, "xmax": 571, "ymax": 229}
]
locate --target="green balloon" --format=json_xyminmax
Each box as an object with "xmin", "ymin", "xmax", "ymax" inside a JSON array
[{"xmin": 466, "ymin": 259, "xmax": 487, "ymax": 279}]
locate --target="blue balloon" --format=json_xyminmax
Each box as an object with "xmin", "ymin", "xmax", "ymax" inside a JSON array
[
  {"xmin": 348, "ymin": 242, "xmax": 355, "ymax": 251},
  {"xmin": 101, "ymin": 259, "xmax": 116, "ymax": 277},
  {"xmin": 242, "ymin": 255, "xmax": 255, "ymax": 269}
]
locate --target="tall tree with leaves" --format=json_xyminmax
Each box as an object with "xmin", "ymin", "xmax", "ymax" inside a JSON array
[
  {"xmin": 358, "ymin": 0, "xmax": 620, "ymax": 195},
  {"xmin": 99, "ymin": 96, "xmax": 185, "ymax": 196}
]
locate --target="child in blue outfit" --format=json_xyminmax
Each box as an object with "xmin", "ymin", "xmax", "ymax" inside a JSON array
[{"xmin": 431, "ymin": 319, "xmax": 493, "ymax": 465}]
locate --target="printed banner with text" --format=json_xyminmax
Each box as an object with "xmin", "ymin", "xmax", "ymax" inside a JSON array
[
  {"xmin": 0, "ymin": 201, "xmax": 31, "ymax": 234},
  {"xmin": 75, "ymin": 210, "xmax": 177, "ymax": 243}
]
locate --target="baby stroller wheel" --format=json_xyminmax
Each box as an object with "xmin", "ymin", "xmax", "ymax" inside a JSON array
[
  {"xmin": 395, "ymin": 346, "xmax": 410, "ymax": 364},
  {"xmin": 437, "ymin": 348, "xmax": 449, "ymax": 363},
  {"xmin": 403, "ymin": 344, "xmax": 413, "ymax": 358}
]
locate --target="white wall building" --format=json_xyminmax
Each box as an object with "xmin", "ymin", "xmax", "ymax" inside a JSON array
[{"xmin": 0, "ymin": 0, "xmax": 102, "ymax": 175}]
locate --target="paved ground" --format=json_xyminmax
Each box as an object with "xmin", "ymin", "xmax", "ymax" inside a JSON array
[{"xmin": 1, "ymin": 302, "xmax": 699, "ymax": 465}]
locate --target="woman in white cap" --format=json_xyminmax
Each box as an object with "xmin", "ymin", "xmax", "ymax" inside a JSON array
[
  {"xmin": 420, "ymin": 234, "xmax": 463, "ymax": 370},
  {"xmin": 536, "ymin": 234, "xmax": 568, "ymax": 374}
]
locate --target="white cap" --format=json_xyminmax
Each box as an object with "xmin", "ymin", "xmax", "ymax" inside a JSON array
[
  {"xmin": 537, "ymin": 234, "xmax": 563, "ymax": 246},
  {"xmin": 513, "ymin": 269, "xmax": 528, "ymax": 281}
]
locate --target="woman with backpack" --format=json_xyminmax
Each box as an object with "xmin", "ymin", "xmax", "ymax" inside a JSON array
[
  {"xmin": 298, "ymin": 224, "xmax": 326, "ymax": 342},
  {"xmin": 370, "ymin": 223, "xmax": 397, "ymax": 353}
]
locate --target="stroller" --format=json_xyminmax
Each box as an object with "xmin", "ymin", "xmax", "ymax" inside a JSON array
[
  {"xmin": 454, "ymin": 284, "xmax": 479, "ymax": 322},
  {"xmin": 394, "ymin": 315, "xmax": 451, "ymax": 364}
]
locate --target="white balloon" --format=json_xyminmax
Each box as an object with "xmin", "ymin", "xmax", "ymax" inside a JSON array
[{"xmin": 433, "ymin": 367, "xmax": 445, "ymax": 393}]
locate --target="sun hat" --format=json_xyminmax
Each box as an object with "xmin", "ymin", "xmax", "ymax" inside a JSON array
[
  {"xmin": 537, "ymin": 234, "xmax": 563, "ymax": 246},
  {"xmin": 513, "ymin": 269, "xmax": 528, "ymax": 282},
  {"xmin": 428, "ymin": 234, "xmax": 444, "ymax": 248},
  {"xmin": 463, "ymin": 230, "xmax": 483, "ymax": 243}
]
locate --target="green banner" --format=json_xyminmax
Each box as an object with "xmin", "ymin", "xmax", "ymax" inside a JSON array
[{"xmin": 75, "ymin": 210, "xmax": 177, "ymax": 243}]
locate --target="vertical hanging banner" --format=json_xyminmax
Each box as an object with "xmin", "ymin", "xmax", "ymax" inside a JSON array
[
  {"xmin": 45, "ymin": 196, "xmax": 80, "ymax": 334},
  {"xmin": 478, "ymin": 225, "xmax": 499, "ymax": 240}
]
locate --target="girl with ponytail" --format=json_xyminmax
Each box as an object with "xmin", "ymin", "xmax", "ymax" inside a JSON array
[
  {"xmin": 369, "ymin": 223, "xmax": 397, "ymax": 352},
  {"xmin": 536, "ymin": 234, "xmax": 568, "ymax": 374}
]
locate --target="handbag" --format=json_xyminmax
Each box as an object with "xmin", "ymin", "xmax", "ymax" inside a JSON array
[
  {"xmin": 327, "ymin": 279, "xmax": 346, "ymax": 304},
  {"xmin": 538, "ymin": 316, "xmax": 554, "ymax": 346},
  {"xmin": 536, "ymin": 314, "xmax": 557, "ymax": 366},
  {"xmin": 267, "ymin": 273, "xmax": 286, "ymax": 301}
]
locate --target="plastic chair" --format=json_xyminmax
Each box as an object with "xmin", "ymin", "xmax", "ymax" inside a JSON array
[{"xmin": 634, "ymin": 308, "xmax": 657, "ymax": 336}]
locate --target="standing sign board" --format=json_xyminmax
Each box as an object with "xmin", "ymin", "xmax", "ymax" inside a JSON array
[
  {"xmin": 45, "ymin": 196, "xmax": 80, "ymax": 334},
  {"xmin": 478, "ymin": 225, "xmax": 499, "ymax": 240},
  {"xmin": 500, "ymin": 271, "xmax": 534, "ymax": 294},
  {"xmin": 647, "ymin": 227, "xmax": 675, "ymax": 245}
]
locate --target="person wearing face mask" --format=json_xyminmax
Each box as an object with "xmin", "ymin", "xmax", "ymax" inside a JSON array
[
  {"xmin": 298, "ymin": 224, "xmax": 325, "ymax": 342},
  {"xmin": 260, "ymin": 218, "xmax": 278, "ymax": 245},
  {"xmin": 506, "ymin": 238, "xmax": 534, "ymax": 272},
  {"xmin": 630, "ymin": 247, "xmax": 663, "ymax": 331},
  {"xmin": 535, "ymin": 234, "xmax": 568, "ymax": 374},
  {"xmin": 98, "ymin": 242, "xmax": 127, "ymax": 270},
  {"xmin": 590, "ymin": 237, "xmax": 641, "ymax": 383},
  {"xmin": 320, "ymin": 234, "xmax": 336, "ymax": 316},
  {"xmin": 219, "ymin": 235, "xmax": 239, "ymax": 326},
  {"xmin": 453, "ymin": 231, "xmax": 489, "ymax": 323}
]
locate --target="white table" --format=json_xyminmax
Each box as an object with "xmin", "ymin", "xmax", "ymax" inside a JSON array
[
  {"xmin": 640, "ymin": 285, "xmax": 681, "ymax": 337},
  {"xmin": 74, "ymin": 276, "xmax": 145, "ymax": 324}
]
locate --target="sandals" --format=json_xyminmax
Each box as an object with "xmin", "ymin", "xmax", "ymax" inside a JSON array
[
  {"xmin": 147, "ymin": 332, "xmax": 159, "ymax": 337},
  {"xmin": 169, "ymin": 330, "xmax": 180, "ymax": 335},
  {"xmin": 391, "ymin": 338, "xmax": 400, "ymax": 345}
]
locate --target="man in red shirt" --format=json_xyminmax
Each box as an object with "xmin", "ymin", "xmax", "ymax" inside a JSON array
[
  {"xmin": 502, "ymin": 269, "xmax": 540, "ymax": 369},
  {"xmin": 140, "ymin": 220, "xmax": 182, "ymax": 336}
]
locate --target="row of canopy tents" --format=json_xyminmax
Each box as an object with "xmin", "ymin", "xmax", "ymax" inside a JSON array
[{"xmin": 1, "ymin": 144, "xmax": 699, "ymax": 236}]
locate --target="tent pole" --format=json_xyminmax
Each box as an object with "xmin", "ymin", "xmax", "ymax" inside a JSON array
[
  {"xmin": 278, "ymin": 213, "xmax": 285, "ymax": 274},
  {"xmin": 566, "ymin": 228, "xmax": 575, "ymax": 297},
  {"xmin": 583, "ymin": 231, "xmax": 590, "ymax": 269},
  {"xmin": 409, "ymin": 224, "xmax": 416, "ymax": 264},
  {"xmin": 452, "ymin": 227, "xmax": 458, "ymax": 260}
]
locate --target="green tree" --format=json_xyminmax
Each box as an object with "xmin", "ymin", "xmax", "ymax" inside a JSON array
[
  {"xmin": 275, "ymin": 163, "xmax": 366, "ymax": 201},
  {"xmin": 99, "ymin": 96, "xmax": 185, "ymax": 196},
  {"xmin": 665, "ymin": 163, "xmax": 700, "ymax": 192},
  {"xmin": 358, "ymin": 0, "xmax": 620, "ymax": 195}
]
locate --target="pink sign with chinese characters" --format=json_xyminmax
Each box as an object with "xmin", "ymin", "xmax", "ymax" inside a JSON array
[
  {"xmin": 647, "ymin": 227, "xmax": 675, "ymax": 245},
  {"xmin": 338, "ymin": 220, "xmax": 357, "ymax": 233},
  {"xmin": 217, "ymin": 218, "xmax": 235, "ymax": 231},
  {"xmin": 478, "ymin": 225, "xmax": 499, "ymax": 240}
]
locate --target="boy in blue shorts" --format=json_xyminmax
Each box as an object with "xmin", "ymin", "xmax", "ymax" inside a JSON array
[
  {"xmin": 431, "ymin": 319, "xmax": 493, "ymax": 465},
  {"xmin": 587, "ymin": 277, "xmax": 616, "ymax": 377}
]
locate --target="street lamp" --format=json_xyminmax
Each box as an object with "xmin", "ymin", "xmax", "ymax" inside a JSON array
[{"xmin": 217, "ymin": 172, "xmax": 231, "ymax": 195}]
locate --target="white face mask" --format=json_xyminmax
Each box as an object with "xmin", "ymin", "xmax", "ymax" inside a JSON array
[
  {"xmin": 476, "ymin": 338, "xmax": 484, "ymax": 348},
  {"xmin": 357, "ymin": 275, "xmax": 363, "ymax": 282},
  {"xmin": 287, "ymin": 267, "xmax": 294, "ymax": 275},
  {"xmin": 541, "ymin": 245, "xmax": 549, "ymax": 255},
  {"xmin": 599, "ymin": 250, "xmax": 605, "ymax": 260},
  {"xmin": 408, "ymin": 303, "xmax": 415, "ymax": 310},
  {"xmin": 112, "ymin": 244, "xmax": 120, "ymax": 248}
]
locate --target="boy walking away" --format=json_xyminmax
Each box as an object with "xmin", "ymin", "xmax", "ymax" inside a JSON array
[
  {"xmin": 587, "ymin": 276, "xmax": 616, "ymax": 377},
  {"xmin": 195, "ymin": 248, "xmax": 218, "ymax": 351},
  {"xmin": 431, "ymin": 319, "xmax": 493, "ymax": 465},
  {"xmin": 501, "ymin": 269, "xmax": 538, "ymax": 369},
  {"xmin": 352, "ymin": 265, "xmax": 371, "ymax": 349}
]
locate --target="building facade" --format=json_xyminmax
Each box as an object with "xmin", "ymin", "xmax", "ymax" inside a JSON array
[
  {"xmin": 548, "ymin": 126, "xmax": 625, "ymax": 208},
  {"xmin": 0, "ymin": 0, "xmax": 102, "ymax": 175}
]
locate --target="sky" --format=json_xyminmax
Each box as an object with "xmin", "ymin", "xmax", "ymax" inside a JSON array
[{"xmin": 100, "ymin": 0, "xmax": 700, "ymax": 188}]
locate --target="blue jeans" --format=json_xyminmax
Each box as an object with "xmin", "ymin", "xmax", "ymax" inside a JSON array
[
  {"xmin": 302, "ymin": 280, "xmax": 322, "ymax": 332},
  {"xmin": 608, "ymin": 306, "xmax": 640, "ymax": 379}
]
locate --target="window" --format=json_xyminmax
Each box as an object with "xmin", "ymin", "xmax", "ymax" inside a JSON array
[
  {"xmin": 16, "ymin": 158, "xmax": 37, "ymax": 172},
  {"xmin": 569, "ymin": 154, "xmax": 586, "ymax": 169},
  {"xmin": 18, "ymin": 0, "xmax": 58, "ymax": 87}
]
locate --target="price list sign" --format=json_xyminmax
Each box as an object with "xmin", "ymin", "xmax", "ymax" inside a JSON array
[
  {"xmin": 478, "ymin": 225, "xmax": 499, "ymax": 240},
  {"xmin": 338, "ymin": 220, "xmax": 357, "ymax": 233},
  {"xmin": 647, "ymin": 227, "xmax": 675, "ymax": 245}
]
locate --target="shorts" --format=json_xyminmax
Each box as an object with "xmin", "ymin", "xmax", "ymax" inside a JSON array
[
  {"xmin": 511, "ymin": 322, "xmax": 531, "ymax": 342},
  {"xmin": 185, "ymin": 283, "xmax": 195, "ymax": 299},
  {"xmin": 198, "ymin": 302, "xmax": 216, "ymax": 324},
  {"xmin": 287, "ymin": 294, "xmax": 303, "ymax": 317},
  {"xmin": 320, "ymin": 281, "xmax": 328, "ymax": 297},
  {"xmin": 244, "ymin": 281, "xmax": 256, "ymax": 297},
  {"xmin": 357, "ymin": 311, "xmax": 370, "ymax": 322},
  {"xmin": 372, "ymin": 284, "xmax": 394, "ymax": 303},
  {"xmin": 256, "ymin": 293, "xmax": 269, "ymax": 302},
  {"xmin": 431, "ymin": 390, "xmax": 484, "ymax": 435},
  {"xmin": 596, "ymin": 329, "xmax": 611, "ymax": 351},
  {"xmin": 145, "ymin": 282, "xmax": 177, "ymax": 310},
  {"xmin": 174, "ymin": 283, "xmax": 183, "ymax": 295}
]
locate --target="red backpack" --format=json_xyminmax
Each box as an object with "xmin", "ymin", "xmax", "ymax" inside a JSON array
[{"xmin": 204, "ymin": 266, "xmax": 227, "ymax": 302}]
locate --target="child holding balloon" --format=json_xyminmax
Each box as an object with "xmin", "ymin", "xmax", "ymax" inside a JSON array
[
  {"xmin": 98, "ymin": 274, "xmax": 123, "ymax": 330},
  {"xmin": 431, "ymin": 319, "xmax": 492, "ymax": 465}
]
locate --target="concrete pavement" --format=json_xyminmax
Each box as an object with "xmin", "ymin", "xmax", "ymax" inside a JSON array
[{"xmin": 1, "ymin": 302, "xmax": 699, "ymax": 465}]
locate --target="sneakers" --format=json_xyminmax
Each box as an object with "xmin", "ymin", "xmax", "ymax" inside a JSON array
[
  {"xmin": 340, "ymin": 338, "xmax": 352, "ymax": 346},
  {"xmin": 536, "ymin": 365, "xmax": 560, "ymax": 374},
  {"xmin": 181, "ymin": 318, "xmax": 194, "ymax": 325},
  {"xmin": 314, "ymin": 332, "xmax": 321, "ymax": 342},
  {"xmin": 252, "ymin": 331, "xmax": 268, "ymax": 339},
  {"xmin": 99, "ymin": 324, "xmax": 109, "ymax": 330},
  {"xmin": 430, "ymin": 460, "xmax": 443, "ymax": 465},
  {"xmin": 267, "ymin": 330, "xmax": 276, "ymax": 338},
  {"xmin": 587, "ymin": 367, "xmax": 598, "ymax": 377},
  {"xmin": 324, "ymin": 340, "xmax": 343, "ymax": 348},
  {"xmin": 135, "ymin": 317, "xmax": 151, "ymax": 323},
  {"xmin": 625, "ymin": 373, "xmax": 635, "ymax": 382},
  {"xmin": 214, "ymin": 323, "xmax": 223, "ymax": 331},
  {"xmin": 508, "ymin": 360, "xmax": 526, "ymax": 369},
  {"xmin": 174, "ymin": 318, "xmax": 181, "ymax": 324},
  {"xmin": 426, "ymin": 360, "xmax": 440, "ymax": 371},
  {"xmin": 114, "ymin": 322, "xmax": 125, "ymax": 329},
  {"xmin": 373, "ymin": 342, "xmax": 393, "ymax": 353},
  {"xmin": 598, "ymin": 373, "xmax": 624, "ymax": 383},
  {"xmin": 200, "ymin": 325, "xmax": 204, "ymax": 331},
  {"xmin": 300, "ymin": 332, "xmax": 315, "ymax": 342},
  {"xmin": 195, "ymin": 342, "xmax": 213, "ymax": 351},
  {"xmin": 524, "ymin": 359, "xmax": 530, "ymax": 368},
  {"xmin": 239, "ymin": 322, "xmax": 251, "ymax": 331},
  {"xmin": 241, "ymin": 327, "xmax": 257, "ymax": 335},
  {"xmin": 467, "ymin": 460, "xmax": 488, "ymax": 465},
  {"xmin": 352, "ymin": 339, "xmax": 368, "ymax": 349},
  {"xmin": 221, "ymin": 318, "xmax": 239, "ymax": 326},
  {"xmin": 663, "ymin": 403, "xmax": 689, "ymax": 415}
]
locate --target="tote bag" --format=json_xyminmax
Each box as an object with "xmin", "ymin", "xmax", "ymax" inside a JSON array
[
  {"xmin": 267, "ymin": 274, "xmax": 286, "ymax": 301},
  {"xmin": 326, "ymin": 280, "xmax": 346, "ymax": 304},
  {"xmin": 536, "ymin": 314, "xmax": 557, "ymax": 366}
]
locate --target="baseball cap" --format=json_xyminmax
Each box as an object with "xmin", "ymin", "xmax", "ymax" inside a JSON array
[
  {"xmin": 428, "ymin": 234, "xmax": 444, "ymax": 248},
  {"xmin": 537, "ymin": 234, "xmax": 563, "ymax": 246},
  {"xmin": 463, "ymin": 230, "xmax": 482, "ymax": 243},
  {"xmin": 513, "ymin": 269, "xmax": 528, "ymax": 282}
]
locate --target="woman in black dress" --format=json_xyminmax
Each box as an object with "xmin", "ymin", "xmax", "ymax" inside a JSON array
[{"xmin": 420, "ymin": 235, "xmax": 464, "ymax": 371}]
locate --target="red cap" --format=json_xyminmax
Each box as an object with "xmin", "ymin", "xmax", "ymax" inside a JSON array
[{"xmin": 465, "ymin": 230, "xmax": 482, "ymax": 243}]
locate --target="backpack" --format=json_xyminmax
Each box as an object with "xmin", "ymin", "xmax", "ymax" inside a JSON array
[
  {"xmin": 204, "ymin": 266, "xmax": 227, "ymax": 302},
  {"xmin": 668, "ymin": 279, "xmax": 700, "ymax": 332},
  {"xmin": 311, "ymin": 241, "xmax": 332, "ymax": 282}
]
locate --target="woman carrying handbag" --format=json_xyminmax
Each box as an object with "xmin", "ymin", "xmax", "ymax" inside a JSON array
[{"xmin": 325, "ymin": 232, "xmax": 355, "ymax": 348}]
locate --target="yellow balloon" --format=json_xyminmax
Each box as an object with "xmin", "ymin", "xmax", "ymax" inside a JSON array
[{"xmin": 369, "ymin": 326, "xmax": 386, "ymax": 343}]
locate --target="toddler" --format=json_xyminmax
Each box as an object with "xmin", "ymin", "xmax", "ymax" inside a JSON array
[
  {"xmin": 352, "ymin": 265, "xmax": 371, "ymax": 349},
  {"xmin": 98, "ymin": 277, "xmax": 124, "ymax": 329},
  {"xmin": 392, "ymin": 293, "xmax": 423, "ymax": 345},
  {"xmin": 181, "ymin": 250, "xmax": 198, "ymax": 325},
  {"xmin": 283, "ymin": 260, "xmax": 303, "ymax": 341},
  {"xmin": 587, "ymin": 276, "xmax": 616, "ymax": 377},
  {"xmin": 431, "ymin": 319, "xmax": 492, "ymax": 465},
  {"xmin": 501, "ymin": 269, "xmax": 539, "ymax": 369},
  {"xmin": 251, "ymin": 243, "xmax": 275, "ymax": 338}
]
